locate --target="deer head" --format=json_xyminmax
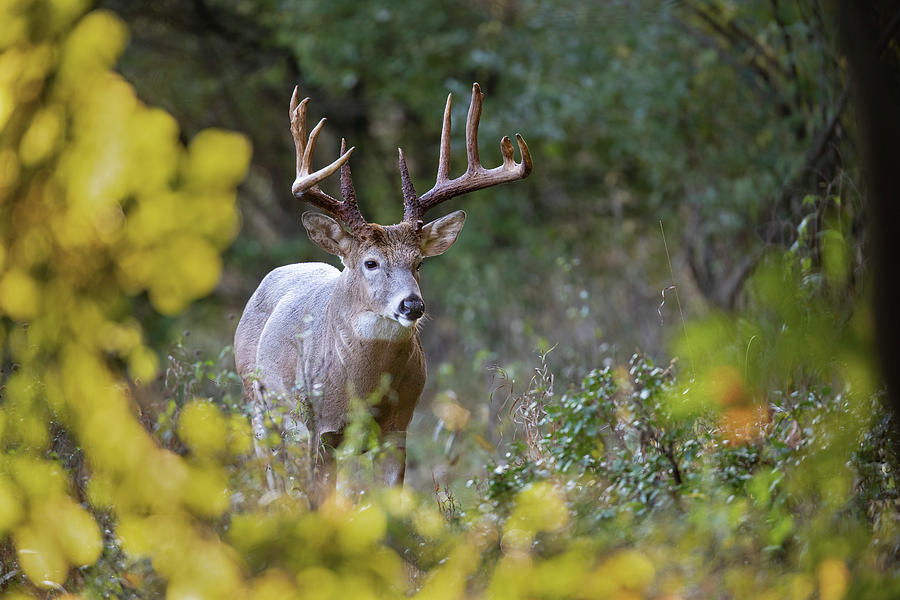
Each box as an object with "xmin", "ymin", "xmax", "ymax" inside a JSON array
[{"xmin": 289, "ymin": 83, "xmax": 532, "ymax": 330}]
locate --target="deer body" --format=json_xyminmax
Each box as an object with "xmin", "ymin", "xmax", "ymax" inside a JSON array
[{"xmin": 236, "ymin": 83, "xmax": 531, "ymax": 505}]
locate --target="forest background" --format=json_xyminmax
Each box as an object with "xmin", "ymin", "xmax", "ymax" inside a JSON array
[
  {"xmin": 100, "ymin": 0, "xmax": 865, "ymax": 489},
  {"xmin": 1, "ymin": 0, "xmax": 898, "ymax": 598}
]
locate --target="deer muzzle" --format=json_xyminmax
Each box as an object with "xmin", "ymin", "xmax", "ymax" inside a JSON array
[{"xmin": 398, "ymin": 295, "xmax": 425, "ymax": 321}]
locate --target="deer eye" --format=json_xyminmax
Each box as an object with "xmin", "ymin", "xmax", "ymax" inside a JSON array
[
  {"xmin": 415, "ymin": 262, "xmax": 422, "ymax": 271},
  {"xmin": 364, "ymin": 260, "xmax": 379, "ymax": 270}
]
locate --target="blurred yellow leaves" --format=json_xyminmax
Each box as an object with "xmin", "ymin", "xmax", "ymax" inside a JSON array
[
  {"xmin": 433, "ymin": 391, "xmax": 471, "ymax": 431},
  {"xmin": 119, "ymin": 236, "xmax": 224, "ymax": 315},
  {"xmin": 14, "ymin": 524, "xmax": 68, "ymax": 590},
  {"xmin": 1, "ymin": 457, "xmax": 102, "ymax": 589},
  {"xmin": 227, "ymin": 500, "xmax": 405, "ymax": 599},
  {"xmin": 489, "ymin": 543, "xmax": 657, "ymax": 600},
  {"xmin": 186, "ymin": 128, "xmax": 253, "ymax": 190},
  {"xmin": 32, "ymin": 497, "xmax": 103, "ymax": 566},
  {"xmin": 818, "ymin": 558, "xmax": 850, "ymax": 600},
  {"xmin": 119, "ymin": 513, "xmax": 245, "ymax": 599},
  {"xmin": 0, "ymin": 1, "xmax": 252, "ymax": 593},
  {"xmin": 179, "ymin": 400, "xmax": 230, "ymax": 456},
  {"xmin": 179, "ymin": 399, "xmax": 253, "ymax": 461},
  {"xmin": 249, "ymin": 569, "xmax": 300, "ymax": 600},
  {"xmin": 582, "ymin": 550, "xmax": 656, "ymax": 598},
  {"xmin": 19, "ymin": 105, "xmax": 63, "ymax": 166},
  {"xmin": 58, "ymin": 9, "xmax": 128, "ymax": 81},
  {"xmin": 0, "ymin": 475, "xmax": 24, "ymax": 534},
  {"xmin": 0, "ymin": 268, "xmax": 40, "ymax": 320},
  {"xmin": 337, "ymin": 504, "xmax": 388, "ymax": 554},
  {"xmin": 502, "ymin": 481, "xmax": 567, "ymax": 555}
]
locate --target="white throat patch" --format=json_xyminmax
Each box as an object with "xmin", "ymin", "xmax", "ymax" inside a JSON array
[{"xmin": 353, "ymin": 312, "xmax": 414, "ymax": 341}]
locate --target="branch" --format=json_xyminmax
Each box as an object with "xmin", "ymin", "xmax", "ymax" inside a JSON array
[
  {"xmin": 673, "ymin": 17, "xmax": 772, "ymax": 104},
  {"xmin": 770, "ymin": 0, "xmax": 800, "ymax": 84},
  {"xmin": 663, "ymin": 440, "xmax": 683, "ymax": 487},
  {"xmin": 876, "ymin": 7, "xmax": 900, "ymax": 54},
  {"xmin": 692, "ymin": 1, "xmax": 791, "ymax": 82},
  {"xmin": 679, "ymin": 3, "xmax": 796, "ymax": 119},
  {"xmin": 803, "ymin": 88, "xmax": 849, "ymax": 178}
]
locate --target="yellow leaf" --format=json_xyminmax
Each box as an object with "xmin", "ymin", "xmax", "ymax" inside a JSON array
[
  {"xmin": 818, "ymin": 558, "xmax": 850, "ymax": 600},
  {"xmin": 58, "ymin": 9, "xmax": 129, "ymax": 81},
  {"xmin": 127, "ymin": 107, "xmax": 180, "ymax": 193},
  {"xmin": 181, "ymin": 465, "xmax": 230, "ymax": 517},
  {"xmin": 507, "ymin": 481, "xmax": 568, "ymax": 535},
  {"xmin": 412, "ymin": 504, "xmax": 445, "ymax": 539},
  {"xmin": 227, "ymin": 414, "xmax": 253, "ymax": 455},
  {"xmin": 149, "ymin": 236, "xmax": 222, "ymax": 315},
  {"xmin": 127, "ymin": 344, "xmax": 158, "ymax": 382},
  {"xmin": 46, "ymin": 0, "xmax": 91, "ymax": 33},
  {"xmin": 19, "ymin": 105, "xmax": 64, "ymax": 166},
  {"xmin": 178, "ymin": 400, "xmax": 228, "ymax": 456},
  {"xmin": 10, "ymin": 456, "xmax": 67, "ymax": 499},
  {"xmin": 250, "ymin": 569, "xmax": 298, "ymax": 600},
  {"xmin": 337, "ymin": 504, "xmax": 386, "ymax": 554},
  {"xmin": 295, "ymin": 566, "xmax": 339, "ymax": 600},
  {"xmin": 0, "ymin": 14, "xmax": 27, "ymax": 49},
  {"xmin": 184, "ymin": 128, "xmax": 252, "ymax": 190},
  {"xmin": 605, "ymin": 549, "xmax": 656, "ymax": 592},
  {"xmin": 0, "ymin": 476, "xmax": 24, "ymax": 534},
  {"xmin": 0, "ymin": 269, "xmax": 40, "ymax": 320},
  {"xmin": 50, "ymin": 498, "xmax": 103, "ymax": 566},
  {"xmin": 0, "ymin": 148, "xmax": 20, "ymax": 192},
  {"xmin": 14, "ymin": 524, "xmax": 68, "ymax": 589}
]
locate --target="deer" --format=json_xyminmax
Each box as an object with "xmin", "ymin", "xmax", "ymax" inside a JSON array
[{"xmin": 234, "ymin": 82, "xmax": 532, "ymax": 506}]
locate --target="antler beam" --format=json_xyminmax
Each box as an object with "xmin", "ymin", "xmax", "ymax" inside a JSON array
[
  {"xmin": 289, "ymin": 85, "xmax": 369, "ymax": 235},
  {"xmin": 401, "ymin": 83, "xmax": 533, "ymax": 225}
]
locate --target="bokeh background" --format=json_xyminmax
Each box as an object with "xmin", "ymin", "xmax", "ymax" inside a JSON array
[{"xmin": 98, "ymin": 0, "xmax": 855, "ymax": 488}]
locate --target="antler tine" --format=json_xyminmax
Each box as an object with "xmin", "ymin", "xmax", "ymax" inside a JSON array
[
  {"xmin": 464, "ymin": 83, "xmax": 483, "ymax": 172},
  {"xmin": 289, "ymin": 85, "xmax": 369, "ymax": 235},
  {"xmin": 339, "ymin": 138, "xmax": 357, "ymax": 205},
  {"xmin": 436, "ymin": 93, "xmax": 452, "ymax": 183},
  {"xmin": 398, "ymin": 148, "xmax": 420, "ymax": 223},
  {"xmin": 336, "ymin": 137, "xmax": 370, "ymax": 234},
  {"xmin": 405, "ymin": 83, "xmax": 533, "ymax": 225}
]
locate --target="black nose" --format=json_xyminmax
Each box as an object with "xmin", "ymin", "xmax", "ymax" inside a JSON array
[{"xmin": 399, "ymin": 295, "xmax": 425, "ymax": 320}]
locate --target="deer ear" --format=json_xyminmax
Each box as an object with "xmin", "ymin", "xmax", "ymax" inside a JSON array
[
  {"xmin": 302, "ymin": 212, "xmax": 354, "ymax": 257},
  {"xmin": 420, "ymin": 210, "xmax": 466, "ymax": 257}
]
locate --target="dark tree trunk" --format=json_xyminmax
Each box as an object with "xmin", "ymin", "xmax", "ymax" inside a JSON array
[{"xmin": 836, "ymin": 1, "xmax": 900, "ymax": 449}]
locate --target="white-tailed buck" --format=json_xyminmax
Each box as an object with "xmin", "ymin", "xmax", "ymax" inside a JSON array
[{"xmin": 235, "ymin": 83, "xmax": 532, "ymax": 505}]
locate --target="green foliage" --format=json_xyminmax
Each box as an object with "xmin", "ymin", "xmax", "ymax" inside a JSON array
[
  {"xmin": 478, "ymin": 351, "xmax": 897, "ymax": 598},
  {"xmin": 543, "ymin": 366, "xmax": 616, "ymax": 475},
  {"xmin": 100, "ymin": 0, "xmax": 856, "ymax": 376},
  {"xmin": 0, "ymin": 0, "xmax": 896, "ymax": 599}
]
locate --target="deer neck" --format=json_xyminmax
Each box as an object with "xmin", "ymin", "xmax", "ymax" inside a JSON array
[
  {"xmin": 324, "ymin": 280, "xmax": 422, "ymax": 398},
  {"xmin": 327, "ymin": 276, "xmax": 417, "ymax": 346}
]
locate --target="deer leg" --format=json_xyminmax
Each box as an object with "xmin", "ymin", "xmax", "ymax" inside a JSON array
[
  {"xmin": 373, "ymin": 430, "xmax": 407, "ymax": 487},
  {"xmin": 309, "ymin": 430, "xmax": 343, "ymax": 507},
  {"xmin": 249, "ymin": 383, "xmax": 281, "ymax": 493}
]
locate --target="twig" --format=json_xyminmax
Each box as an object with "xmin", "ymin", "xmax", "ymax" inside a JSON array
[
  {"xmin": 876, "ymin": 8, "xmax": 900, "ymax": 54},
  {"xmin": 658, "ymin": 285, "xmax": 676, "ymax": 326},
  {"xmin": 663, "ymin": 440, "xmax": 683, "ymax": 486},
  {"xmin": 770, "ymin": 0, "xmax": 800, "ymax": 84},
  {"xmin": 0, "ymin": 569, "xmax": 19, "ymax": 587},
  {"xmin": 745, "ymin": 335, "xmax": 759, "ymax": 377},
  {"xmin": 660, "ymin": 221, "xmax": 695, "ymax": 379}
]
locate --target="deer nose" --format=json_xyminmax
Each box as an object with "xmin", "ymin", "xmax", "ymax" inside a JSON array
[{"xmin": 398, "ymin": 295, "xmax": 425, "ymax": 320}]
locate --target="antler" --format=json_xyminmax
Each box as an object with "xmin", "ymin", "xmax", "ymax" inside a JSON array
[
  {"xmin": 289, "ymin": 85, "xmax": 369, "ymax": 235},
  {"xmin": 401, "ymin": 83, "xmax": 533, "ymax": 226}
]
